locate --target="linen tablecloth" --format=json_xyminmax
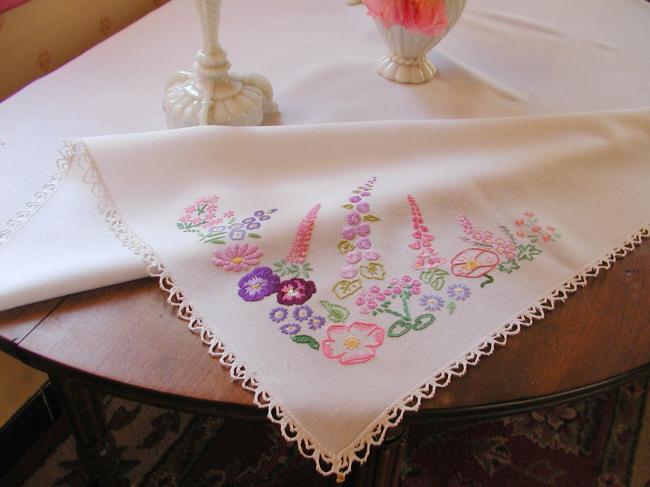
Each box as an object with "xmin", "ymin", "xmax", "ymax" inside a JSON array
[{"xmin": 1, "ymin": 0, "xmax": 649, "ymax": 480}]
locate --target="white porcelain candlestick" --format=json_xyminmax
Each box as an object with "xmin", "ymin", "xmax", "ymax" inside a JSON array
[{"xmin": 163, "ymin": 0, "xmax": 277, "ymax": 128}]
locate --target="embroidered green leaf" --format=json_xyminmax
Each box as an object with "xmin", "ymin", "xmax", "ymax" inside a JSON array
[
  {"xmin": 447, "ymin": 301, "xmax": 457, "ymax": 314},
  {"xmin": 363, "ymin": 215, "xmax": 381, "ymax": 222},
  {"xmin": 337, "ymin": 240, "xmax": 356, "ymax": 254},
  {"xmin": 352, "ymin": 190, "xmax": 362, "ymax": 194},
  {"xmin": 227, "ymin": 217, "xmax": 236, "ymax": 224},
  {"xmin": 498, "ymin": 259, "xmax": 520, "ymax": 274},
  {"xmin": 300, "ymin": 263, "xmax": 313, "ymax": 278},
  {"xmin": 288, "ymin": 264, "xmax": 300, "ymax": 275},
  {"xmin": 420, "ymin": 268, "xmax": 449, "ymax": 290},
  {"xmin": 291, "ymin": 335, "xmax": 320, "ymax": 350},
  {"xmin": 388, "ymin": 319, "xmax": 412, "ymax": 338},
  {"xmin": 248, "ymin": 233, "xmax": 261, "ymax": 239},
  {"xmin": 360, "ymin": 262, "xmax": 386, "ymax": 280},
  {"xmin": 412, "ymin": 314, "xmax": 435, "ymax": 331},
  {"xmin": 341, "ymin": 204, "xmax": 354, "ymax": 210},
  {"xmin": 517, "ymin": 244, "xmax": 542, "ymax": 262},
  {"xmin": 332, "ymin": 279, "xmax": 362, "ymax": 299},
  {"xmin": 319, "ymin": 300, "xmax": 350, "ymax": 323},
  {"xmin": 205, "ymin": 238, "xmax": 226, "ymax": 244}
]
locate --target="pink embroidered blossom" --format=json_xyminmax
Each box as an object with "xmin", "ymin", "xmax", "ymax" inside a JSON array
[
  {"xmin": 363, "ymin": 0, "xmax": 449, "ymax": 36},
  {"xmin": 451, "ymin": 248, "xmax": 499, "ymax": 278},
  {"xmin": 342, "ymin": 226, "xmax": 357, "ymax": 240},
  {"xmin": 322, "ymin": 322, "xmax": 385, "ymax": 365},
  {"xmin": 459, "ymin": 215, "xmax": 516, "ymax": 260},
  {"xmin": 364, "ymin": 249, "xmax": 381, "ymax": 261},
  {"xmin": 178, "ymin": 195, "xmax": 222, "ymax": 230},
  {"xmin": 212, "ymin": 243, "xmax": 263, "ymax": 272},
  {"xmin": 513, "ymin": 212, "xmax": 562, "ymax": 244},
  {"xmin": 407, "ymin": 195, "xmax": 444, "ymax": 270},
  {"xmin": 356, "ymin": 223, "xmax": 371, "ymax": 237},
  {"xmin": 357, "ymin": 238, "xmax": 372, "ymax": 249},
  {"xmin": 341, "ymin": 265, "xmax": 359, "ymax": 279},
  {"xmin": 347, "ymin": 212, "xmax": 361, "ymax": 225},
  {"xmin": 356, "ymin": 202, "xmax": 370, "ymax": 213},
  {"xmin": 346, "ymin": 250, "xmax": 363, "ymax": 264},
  {"xmin": 286, "ymin": 204, "xmax": 321, "ymax": 264}
]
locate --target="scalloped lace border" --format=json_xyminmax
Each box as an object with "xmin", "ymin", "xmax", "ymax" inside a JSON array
[
  {"xmin": 0, "ymin": 141, "xmax": 75, "ymax": 250},
  {"xmin": 69, "ymin": 139, "xmax": 649, "ymax": 482}
]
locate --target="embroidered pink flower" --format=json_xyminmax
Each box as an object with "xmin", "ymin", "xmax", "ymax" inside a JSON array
[
  {"xmin": 322, "ymin": 322, "xmax": 385, "ymax": 365},
  {"xmin": 341, "ymin": 265, "xmax": 358, "ymax": 278},
  {"xmin": 347, "ymin": 212, "xmax": 362, "ymax": 225},
  {"xmin": 364, "ymin": 249, "xmax": 381, "ymax": 261},
  {"xmin": 356, "ymin": 202, "xmax": 370, "ymax": 214},
  {"xmin": 346, "ymin": 250, "xmax": 363, "ymax": 264},
  {"xmin": 357, "ymin": 238, "xmax": 372, "ymax": 249},
  {"xmin": 363, "ymin": 0, "xmax": 449, "ymax": 37},
  {"xmin": 212, "ymin": 243, "xmax": 263, "ymax": 272},
  {"xmin": 356, "ymin": 223, "xmax": 371, "ymax": 237},
  {"xmin": 277, "ymin": 278, "xmax": 317, "ymax": 306},
  {"xmin": 451, "ymin": 248, "xmax": 499, "ymax": 278},
  {"xmin": 342, "ymin": 226, "xmax": 357, "ymax": 240}
]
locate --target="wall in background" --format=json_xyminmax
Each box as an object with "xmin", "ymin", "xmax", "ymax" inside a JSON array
[
  {"xmin": 0, "ymin": 0, "xmax": 169, "ymax": 100},
  {"xmin": 0, "ymin": 0, "xmax": 168, "ymax": 426}
]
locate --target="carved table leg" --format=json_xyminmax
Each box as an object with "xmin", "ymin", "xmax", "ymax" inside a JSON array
[
  {"xmin": 50, "ymin": 376, "xmax": 120, "ymax": 486},
  {"xmin": 349, "ymin": 426, "xmax": 408, "ymax": 487}
]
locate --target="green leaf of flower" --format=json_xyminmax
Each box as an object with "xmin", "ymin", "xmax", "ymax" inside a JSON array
[
  {"xmin": 517, "ymin": 244, "xmax": 542, "ymax": 262},
  {"xmin": 341, "ymin": 204, "xmax": 354, "ymax": 210},
  {"xmin": 291, "ymin": 335, "xmax": 320, "ymax": 350},
  {"xmin": 248, "ymin": 233, "xmax": 261, "ymax": 238},
  {"xmin": 319, "ymin": 300, "xmax": 350, "ymax": 323},
  {"xmin": 447, "ymin": 301, "xmax": 457, "ymax": 314},
  {"xmin": 363, "ymin": 215, "xmax": 381, "ymax": 222}
]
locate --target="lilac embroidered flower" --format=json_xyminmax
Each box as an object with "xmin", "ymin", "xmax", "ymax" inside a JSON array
[
  {"xmin": 212, "ymin": 243, "xmax": 263, "ymax": 272},
  {"xmin": 356, "ymin": 224, "xmax": 371, "ymax": 237},
  {"xmin": 228, "ymin": 222, "xmax": 245, "ymax": 230},
  {"xmin": 242, "ymin": 217, "xmax": 256, "ymax": 224},
  {"xmin": 259, "ymin": 215, "xmax": 271, "ymax": 221},
  {"xmin": 356, "ymin": 202, "xmax": 370, "ymax": 214},
  {"xmin": 238, "ymin": 266, "xmax": 280, "ymax": 302},
  {"xmin": 269, "ymin": 307, "xmax": 288, "ymax": 323},
  {"xmin": 447, "ymin": 283, "xmax": 471, "ymax": 301},
  {"xmin": 357, "ymin": 238, "xmax": 372, "ymax": 249},
  {"xmin": 208, "ymin": 225, "xmax": 226, "ymax": 233},
  {"xmin": 293, "ymin": 305, "xmax": 313, "ymax": 321},
  {"xmin": 349, "ymin": 196, "xmax": 362, "ymax": 203},
  {"xmin": 342, "ymin": 226, "xmax": 356, "ymax": 241},
  {"xmin": 246, "ymin": 222, "xmax": 261, "ymax": 230},
  {"xmin": 308, "ymin": 315, "xmax": 326, "ymax": 330},
  {"xmin": 345, "ymin": 250, "xmax": 362, "ymax": 264},
  {"xmin": 280, "ymin": 323, "xmax": 301, "ymax": 335},
  {"xmin": 347, "ymin": 212, "xmax": 361, "ymax": 225},
  {"xmin": 419, "ymin": 294, "xmax": 445, "ymax": 312},
  {"xmin": 254, "ymin": 210, "xmax": 265, "ymax": 217},
  {"xmin": 229, "ymin": 229, "xmax": 247, "ymax": 241},
  {"xmin": 340, "ymin": 265, "xmax": 358, "ymax": 279},
  {"xmin": 363, "ymin": 249, "xmax": 380, "ymax": 261},
  {"xmin": 277, "ymin": 278, "xmax": 317, "ymax": 306}
]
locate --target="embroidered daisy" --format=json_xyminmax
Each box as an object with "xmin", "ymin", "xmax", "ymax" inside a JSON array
[
  {"xmin": 269, "ymin": 307, "xmax": 288, "ymax": 323},
  {"xmin": 447, "ymin": 283, "xmax": 471, "ymax": 301},
  {"xmin": 293, "ymin": 305, "xmax": 313, "ymax": 321},
  {"xmin": 419, "ymin": 294, "xmax": 445, "ymax": 312},
  {"xmin": 279, "ymin": 323, "xmax": 301, "ymax": 335}
]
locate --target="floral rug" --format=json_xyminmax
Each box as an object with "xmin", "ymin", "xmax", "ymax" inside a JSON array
[{"xmin": 10, "ymin": 377, "xmax": 650, "ymax": 487}]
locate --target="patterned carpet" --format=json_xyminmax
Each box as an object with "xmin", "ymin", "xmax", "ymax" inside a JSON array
[{"xmin": 10, "ymin": 377, "xmax": 650, "ymax": 487}]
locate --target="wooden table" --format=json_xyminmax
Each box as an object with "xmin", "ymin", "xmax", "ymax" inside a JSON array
[{"xmin": 1, "ymin": 239, "xmax": 649, "ymax": 486}]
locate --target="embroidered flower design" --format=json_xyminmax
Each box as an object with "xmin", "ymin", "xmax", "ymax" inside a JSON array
[
  {"xmin": 451, "ymin": 248, "xmax": 499, "ymax": 278},
  {"xmin": 177, "ymin": 195, "xmax": 222, "ymax": 231},
  {"xmin": 322, "ymin": 322, "xmax": 385, "ymax": 365},
  {"xmin": 293, "ymin": 305, "xmax": 313, "ymax": 321},
  {"xmin": 340, "ymin": 265, "xmax": 358, "ymax": 279},
  {"xmin": 269, "ymin": 307, "xmax": 288, "ymax": 323},
  {"xmin": 447, "ymin": 283, "xmax": 471, "ymax": 301},
  {"xmin": 212, "ymin": 243, "xmax": 263, "ymax": 272},
  {"xmin": 277, "ymin": 278, "xmax": 317, "ymax": 306},
  {"xmin": 419, "ymin": 294, "xmax": 445, "ymax": 312},
  {"xmin": 280, "ymin": 323, "xmax": 301, "ymax": 335},
  {"xmin": 238, "ymin": 266, "xmax": 280, "ymax": 302},
  {"xmin": 308, "ymin": 315, "xmax": 327, "ymax": 330}
]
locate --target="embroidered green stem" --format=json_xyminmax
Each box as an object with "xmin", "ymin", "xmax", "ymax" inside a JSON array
[{"xmin": 480, "ymin": 274, "xmax": 494, "ymax": 288}]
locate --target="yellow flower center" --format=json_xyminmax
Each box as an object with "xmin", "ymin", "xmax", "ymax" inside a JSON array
[
  {"xmin": 465, "ymin": 259, "xmax": 479, "ymax": 271},
  {"xmin": 343, "ymin": 336, "xmax": 361, "ymax": 350},
  {"xmin": 231, "ymin": 257, "xmax": 243, "ymax": 264}
]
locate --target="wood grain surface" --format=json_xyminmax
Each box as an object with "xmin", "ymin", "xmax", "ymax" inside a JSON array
[{"xmin": 0, "ymin": 239, "xmax": 648, "ymax": 418}]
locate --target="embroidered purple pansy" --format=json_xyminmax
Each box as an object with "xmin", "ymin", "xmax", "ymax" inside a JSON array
[
  {"xmin": 277, "ymin": 278, "xmax": 317, "ymax": 306},
  {"xmin": 238, "ymin": 266, "xmax": 280, "ymax": 302}
]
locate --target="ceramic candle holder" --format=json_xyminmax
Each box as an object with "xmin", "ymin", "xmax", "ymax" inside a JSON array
[
  {"xmin": 163, "ymin": 0, "xmax": 278, "ymax": 128},
  {"xmin": 374, "ymin": 0, "xmax": 467, "ymax": 84}
]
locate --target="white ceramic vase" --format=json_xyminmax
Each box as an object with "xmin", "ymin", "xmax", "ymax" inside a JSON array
[
  {"xmin": 163, "ymin": 0, "xmax": 277, "ymax": 128},
  {"xmin": 374, "ymin": 0, "xmax": 467, "ymax": 84}
]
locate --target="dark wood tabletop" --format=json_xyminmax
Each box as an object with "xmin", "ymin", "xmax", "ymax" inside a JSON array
[{"xmin": 1, "ymin": 238, "xmax": 649, "ymax": 419}]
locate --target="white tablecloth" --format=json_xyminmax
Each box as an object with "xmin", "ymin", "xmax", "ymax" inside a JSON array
[{"xmin": 1, "ymin": 0, "xmax": 649, "ymax": 307}]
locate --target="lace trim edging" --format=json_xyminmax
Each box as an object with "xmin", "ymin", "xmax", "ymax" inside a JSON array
[
  {"xmin": 70, "ymin": 139, "xmax": 650, "ymax": 483},
  {"xmin": 0, "ymin": 141, "xmax": 74, "ymax": 250}
]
